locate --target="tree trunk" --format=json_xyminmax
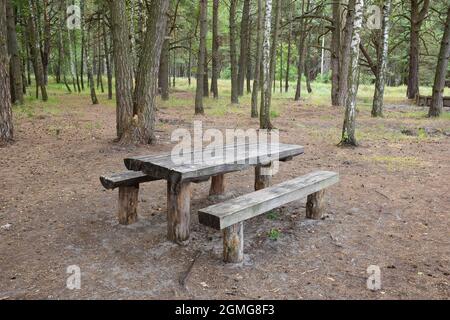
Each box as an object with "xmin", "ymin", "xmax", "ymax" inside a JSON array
[
  {"xmin": 429, "ymin": 7, "xmax": 450, "ymax": 117},
  {"xmin": 6, "ymin": 1, "xmax": 23, "ymax": 104},
  {"xmin": 203, "ymin": 46, "xmax": 209, "ymax": 97},
  {"xmin": 407, "ymin": 0, "xmax": 430, "ymax": 99},
  {"xmin": 340, "ymin": 0, "xmax": 364, "ymax": 146},
  {"xmin": 260, "ymin": 0, "xmax": 273, "ymax": 129},
  {"xmin": 211, "ymin": 0, "xmax": 219, "ymax": 98},
  {"xmin": 102, "ymin": 20, "xmax": 113, "ymax": 100},
  {"xmin": 338, "ymin": 0, "xmax": 356, "ymax": 107},
  {"xmin": 251, "ymin": 0, "xmax": 262, "ymax": 118},
  {"xmin": 372, "ymin": 0, "xmax": 392, "ymax": 117},
  {"xmin": 159, "ymin": 36, "xmax": 170, "ymax": 101},
  {"xmin": 85, "ymin": 29, "xmax": 98, "ymax": 105},
  {"xmin": 331, "ymin": 0, "xmax": 341, "ymax": 106},
  {"xmin": 0, "ymin": 0, "xmax": 13, "ymax": 144},
  {"xmin": 27, "ymin": 0, "xmax": 47, "ymax": 101},
  {"xmin": 238, "ymin": 0, "xmax": 250, "ymax": 96},
  {"xmin": 294, "ymin": 0, "xmax": 307, "ymax": 101},
  {"xmin": 108, "ymin": 0, "xmax": 135, "ymax": 141},
  {"xmin": 133, "ymin": 0, "xmax": 170, "ymax": 143},
  {"xmin": 195, "ymin": 0, "xmax": 207, "ymax": 114},
  {"xmin": 285, "ymin": 5, "xmax": 292, "ymax": 93},
  {"xmin": 229, "ymin": 0, "xmax": 239, "ymax": 104}
]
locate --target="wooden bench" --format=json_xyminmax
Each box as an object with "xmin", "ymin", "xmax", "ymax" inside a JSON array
[
  {"xmin": 100, "ymin": 171, "xmax": 211, "ymax": 225},
  {"xmin": 100, "ymin": 171, "xmax": 160, "ymax": 225},
  {"xmin": 198, "ymin": 171, "xmax": 339, "ymax": 263}
]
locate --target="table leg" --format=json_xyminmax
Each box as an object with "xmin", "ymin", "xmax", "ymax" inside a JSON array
[
  {"xmin": 255, "ymin": 162, "xmax": 273, "ymax": 190},
  {"xmin": 209, "ymin": 174, "xmax": 225, "ymax": 196},
  {"xmin": 167, "ymin": 176, "xmax": 191, "ymax": 244}
]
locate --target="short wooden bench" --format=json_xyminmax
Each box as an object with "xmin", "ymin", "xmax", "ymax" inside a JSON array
[
  {"xmin": 198, "ymin": 171, "xmax": 339, "ymax": 263},
  {"xmin": 100, "ymin": 171, "xmax": 211, "ymax": 225},
  {"xmin": 100, "ymin": 171, "xmax": 160, "ymax": 225}
]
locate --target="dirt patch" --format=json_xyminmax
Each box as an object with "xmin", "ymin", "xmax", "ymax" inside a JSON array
[{"xmin": 0, "ymin": 91, "xmax": 449, "ymax": 299}]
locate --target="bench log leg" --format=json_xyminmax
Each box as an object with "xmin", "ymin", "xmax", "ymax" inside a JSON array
[
  {"xmin": 209, "ymin": 174, "xmax": 225, "ymax": 196},
  {"xmin": 306, "ymin": 190, "xmax": 325, "ymax": 220},
  {"xmin": 255, "ymin": 163, "xmax": 273, "ymax": 191},
  {"xmin": 167, "ymin": 177, "xmax": 191, "ymax": 244},
  {"xmin": 118, "ymin": 185, "xmax": 139, "ymax": 225},
  {"xmin": 223, "ymin": 222, "xmax": 244, "ymax": 263}
]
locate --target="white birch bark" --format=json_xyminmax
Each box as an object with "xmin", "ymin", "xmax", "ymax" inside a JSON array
[
  {"xmin": 340, "ymin": 0, "xmax": 364, "ymax": 146},
  {"xmin": 260, "ymin": 0, "xmax": 272, "ymax": 129},
  {"xmin": 372, "ymin": 0, "xmax": 392, "ymax": 117}
]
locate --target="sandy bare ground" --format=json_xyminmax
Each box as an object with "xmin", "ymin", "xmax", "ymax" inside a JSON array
[{"xmin": 0, "ymin": 90, "xmax": 449, "ymax": 299}]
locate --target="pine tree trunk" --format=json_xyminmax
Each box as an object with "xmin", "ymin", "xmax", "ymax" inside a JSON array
[
  {"xmin": 251, "ymin": 0, "xmax": 262, "ymax": 118},
  {"xmin": 108, "ymin": 0, "xmax": 135, "ymax": 141},
  {"xmin": 238, "ymin": 0, "xmax": 250, "ymax": 96},
  {"xmin": 429, "ymin": 7, "xmax": 450, "ymax": 117},
  {"xmin": 407, "ymin": 0, "xmax": 430, "ymax": 99},
  {"xmin": 27, "ymin": 0, "xmax": 47, "ymax": 101},
  {"xmin": 159, "ymin": 37, "xmax": 170, "ymax": 101},
  {"xmin": 203, "ymin": 46, "xmax": 209, "ymax": 97},
  {"xmin": 195, "ymin": 0, "xmax": 207, "ymax": 114},
  {"xmin": 331, "ymin": 0, "xmax": 341, "ymax": 106},
  {"xmin": 6, "ymin": 1, "xmax": 23, "ymax": 104},
  {"xmin": 338, "ymin": 0, "xmax": 356, "ymax": 107},
  {"xmin": 102, "ymin": 20, "xmax": 113, "ymax": 100},
  {"xmin": 340, "ymin": 0, "xmax": 364, "ymax": 146},
  {"xmin": 285, "ymin": 5, "xmax": 292, "ymax": 93},
  {"xmin": 229, "ymin": 0, "xmax": 239, "ymax": 104},
  {"xmin": 294, "ymin": 0, "xmax": 307, "ymax": 101},
  {"xmin": 133, "ymin": 0, "xmax": 170, "ymax": 143},
  {"xmin": 0, "ymin": 0, "xmax": 13, "ymax": 144},
  {"xmin": 372, "ymin": 0, "xmax": 392, "ymax": 117},
  {"xmin": 211, "ymin": 0, "xmax": 219, "ymax": 98},
  {"xmin": 85, "ymin": 29, "xmax": 98, "ymax": 105}
]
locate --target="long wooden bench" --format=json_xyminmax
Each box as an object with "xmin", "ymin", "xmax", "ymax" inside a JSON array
[
  {"xmin": 198, "ymin": 171, "xmax": 339, "ymax": 263},
  {"xmin": 100, "ymin": 171, "xmax": 211, "ymax": 225}
]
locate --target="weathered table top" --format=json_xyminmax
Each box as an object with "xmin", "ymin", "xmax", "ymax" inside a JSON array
[{"xmin": 124, "ymin": 143, "xmax": 304, "ymax": 181}]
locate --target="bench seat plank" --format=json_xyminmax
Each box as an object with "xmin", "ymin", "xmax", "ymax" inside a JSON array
[
  {"xmin": 199, "ymin": 171, "xmax": 339, "ymax": 230},
  {"xmin": 100, "ymin": 171, "xmax": 160, "ymax": 190}
]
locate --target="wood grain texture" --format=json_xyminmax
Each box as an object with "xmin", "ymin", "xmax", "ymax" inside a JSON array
[
  {"xmin": 124, "ymin": 143, "xmax": 304, "ymax": 181},
  {"xmin": 199, "ymin": 171, "xmax": 339, "ymax": 230},
  {"xmin": 306, "ymin": 190, "xmax": 325, "ymax": 220},
  {"xmin": 100, "ymin": 171, "xmax": 160, "ymax": 190},
  {"xmin": 167, "ymin": 175, "xmax": 191, "ymax": 244},
  {"xmin": 118, "ymin": 185, "xmax": 139, "ymax": 225},
  {"xmin": 255, "ymin": 163, "xmax": 273, "ymax": 190},
  {"xmin": 223, "ymin": 222, "xmax": 244, "ymax": 263},
  {"xmin": 209, "ymin": 174, "xmax": 225, "ymax": 196}
]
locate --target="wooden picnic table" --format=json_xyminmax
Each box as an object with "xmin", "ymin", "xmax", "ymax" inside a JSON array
[{"xmin": 124, "ymin": 143, "xmax": 304, "ymax": 244}]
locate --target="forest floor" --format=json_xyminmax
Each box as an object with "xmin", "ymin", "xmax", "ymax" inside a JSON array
[{"xmin": 0, "ymin": 80, "xmax": 449, "ymax": 299}]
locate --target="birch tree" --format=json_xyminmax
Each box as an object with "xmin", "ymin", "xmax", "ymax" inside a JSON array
[
  {"xmin": 429, "ymin": 7, "xmax": 450, "ymax": 117},
  {"xmin": 372, "ymin": 0, "xmax": 392, "ymax": 117},
  {"xmin": 260, "ymin": 0, "xmax": 273, "ymax": 129},
  {"xmin": 251, "ymin": 0, "xmax": 263, "ymax": 118},
  {"xmin": 340, "ymin": 0, "xmax": 364, "ymax": 146}
]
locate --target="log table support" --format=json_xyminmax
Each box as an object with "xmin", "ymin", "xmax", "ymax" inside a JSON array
[
  {"xmin": 167, "ymin": 176, "xmax": 191, "ymax": 244},
  {"xmin": 223, "ymin": 222, "xmax": 244, "ymax": 263},
  {"xmin": 118, "ymin": 185, "xmax": 139, "ymax": 225},
  {"xmin": 255, "ymin": 162, "xmax": 273, "ymax": 191},
  {"xmin": 306, "ymin": 190, "xmax": 325, "ymax": 220},
  {"xmin": 209, "ymin": 174, "xmax": 225, "ymax": 196}
]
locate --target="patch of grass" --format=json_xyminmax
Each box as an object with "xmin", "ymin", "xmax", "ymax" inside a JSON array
[
  {"xmin": 266, "ymin": 211, "xmax": 279, "ymax": 220},
  {"xmin": 268, "ymin": 228, "xmax": 281, "ymax": 241},
  {"xmin": 362, "ymin": 155, "xmax": 426, "ymax": 171}
]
